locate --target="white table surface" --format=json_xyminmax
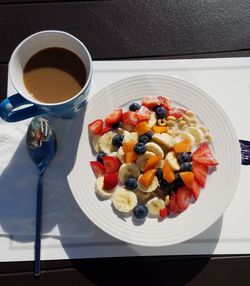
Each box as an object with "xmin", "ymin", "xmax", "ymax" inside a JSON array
[{"xmin": 1, "ymin": 57, "xmax": 250, "ymax": 261}]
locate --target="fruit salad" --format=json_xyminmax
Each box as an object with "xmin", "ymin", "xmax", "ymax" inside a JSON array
[{"xmin": 88, "ymin": 96, "xmax": 219, "ymax": 220}]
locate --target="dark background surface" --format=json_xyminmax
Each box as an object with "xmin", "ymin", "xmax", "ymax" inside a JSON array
[{"xmin": 1, "ymin": 0, "xmax": 250, "ymax": 285}]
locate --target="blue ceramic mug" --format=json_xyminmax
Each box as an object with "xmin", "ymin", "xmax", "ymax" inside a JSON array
[{"xmin": 0, "ymin": 30, "xmax": 93, "ymax": 122}]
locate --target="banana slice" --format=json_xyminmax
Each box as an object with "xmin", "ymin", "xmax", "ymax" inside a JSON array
[
  {"xmin": 121, "ymin": 130, "xmax": 130, "ymax": 139},
  {"xmin": 91, "ymin": 135, "xmax": 101, "ymax": 152},
  {"xmin": 112, "ymin": 188, "xmax": 138, "ymax": 212},
  {"xmin": 118, "ymin": 163, "xmax": 140, "ymax": 184},
  {"xmin": 165, "ymin": 195, "xmax": 170, "ymax": 206},
  {"xmin": 147, "ymin": 112, "xmax": 157, "ymax": 127},
  {"xmin": 138, "ymin": 175, "xmax": 159, "ymax": 193},
  {"xmin": 145, "ymin": 142, "xmax": 164, "ymax": 159},
  {"xmin": 165, "ymin": 151, "xmax": 180, "ymax": 171},
  {"xmin": 147, "ymin": 198, "xmax": 165, "ymax": 216},
  {"xmin": 123, "ymin": 131, "xmax": 138, "ymax": 143},
  {"xmin": 95, "ymin": 176, "xmax": 114, "ymax": 199},
  {"xmin": 159, "ymin": 160, "xmax": 165, "ymax": 168},
  {"xmin": 99, "ymin": 131, "xmax": 116, "ymax": 154},
  {"xmin": 136, "ymin": 151, "xmax": 156, "ymax": 171},
  {"xmin": 116, "ymin": 128, "xmax": 126, "ymax": 135},
  {"xmin": 186, "ymin": 126, "xmax": 204, "ymax": 145},
  {"xmin": 117, "ymin": 146, "xmax": 125, "ymax": 163},
  {"xmin": 152, "ymin": 133, "xmax": 177, "ymax": 149},
  {"xmin": 178, "ymin": 131, "xmax": 195, "ymax": 146},
  {"xmin": 134, "ymin": 189, "xmax": 155, "ymax": 204}
]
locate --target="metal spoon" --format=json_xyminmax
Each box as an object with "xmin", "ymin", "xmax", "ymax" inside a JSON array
[{"xmin": 26, "ymin": 117, "xmax": 57, "ymax": 277}]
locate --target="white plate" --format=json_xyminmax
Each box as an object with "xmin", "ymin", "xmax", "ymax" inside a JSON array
[{"xmin": 65, "ymin": 74, "xmax": 241, "ymax": 247}]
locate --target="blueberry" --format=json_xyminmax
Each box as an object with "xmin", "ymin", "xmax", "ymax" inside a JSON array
[
  {"xmin": 112, "ymin": 134, "xmax": 124, "ymax": 148},
  {"xmin": 134, "ymin": 143, "xmax": 146, "ymax": 155},
  {"xmin": 180, "ymin": 162, "xmax": 192, "ymax": 172},
  {"xmin": 138, "ymin": 134, "xmax": 149, "ymax": 144},
  {"xmin": 155, "ymin": 106, "xmax": 167, "ymax": 119},
  {"xmin": 129, "ymin": 102, "xmax": 141, "ymax": 111},
  {"xmin": 97, "ymin": 151, "xmax": 106, "ymax": 163},
  {"xmin": 133, "ymin": 204, "xmax": 148, "ymax": 219},
  {"xmin": 174, "ymin": 173, "xmax": 184, "ymax": 190},
  {"xmin": 160, "ymin": 179, "xmax": 175, "ymax": 195},
  {"xmin": 177, "ymin": 152, "xmax": 192, "ymax": 163},
  {"xmin": 153, "ymin": 105, "xmax": 160, "ymax": 112},
  {"xmin": 125, "ymin": 177, "xmax": 138, "ymax": 190},
  {"xmin": 145, "ymin": 131, "xmax": 153, "ymax": 139},
  {"xmin": 156, "ymin": 168, "xmax": 163, "ymax": 180}
]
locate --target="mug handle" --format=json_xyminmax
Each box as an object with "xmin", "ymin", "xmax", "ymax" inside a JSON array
[{"xmin": 0, "ymin": 93, "xmax": 43, "ymax": 122}]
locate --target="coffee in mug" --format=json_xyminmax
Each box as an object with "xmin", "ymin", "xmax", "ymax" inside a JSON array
[{"xmin": 23, "ymin": 47, "xmax": 87, "ymax": 104}]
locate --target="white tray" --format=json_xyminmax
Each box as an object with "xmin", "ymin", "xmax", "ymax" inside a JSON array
[{"xmin": 1, "ymin": 57, "xmax": 250, "ymax": 262}]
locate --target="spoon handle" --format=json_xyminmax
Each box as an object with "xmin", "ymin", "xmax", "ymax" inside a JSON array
[{"xmin": 34, "ymin": 170, "xmax": 45, "ymax": 277}]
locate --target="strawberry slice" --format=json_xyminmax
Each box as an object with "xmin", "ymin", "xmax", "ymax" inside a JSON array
[
  {"xmin": 169, "ymin": 193, "xmax": 182, "ymax": 214},
  {"xmin": 122, "ymin": 111, "xmax": 138, "ymax": 126},
  {"xmin": 192, "ymin": 156, "xmax": 219, "ymax": 166},
  {"xmin": 100, "ymin": 125, "xmax": 111, "ymax": 135},
  {"xmin": 136, "ymin": 106, "xmax": 151, "ymax": 122},
  {"xmin": 192, "ymin": 143, "xmax": 212, "ymax": 158},
  {"xmin": 141, "ymin": 96, "xmax": 161, "ymax": 109},
  {"xmin": 192, "ymin": 143, "xmax": 219, "ymax": 166},
  {"xmin": 157, "ymin": 96, "xmax": 171, "ymax": 111},
  {"xmin": 105, "ymin": 109, "xmax": 122, "ymax": 126},
  {"xmin": 88, "ymin": 119, "xmax": 103, "ymax": 135},
  {"xmin": 176, "ymin": 186, "xmax": 192, "ymax": 211},
  {"xmin": 159, "ymin": 207, "xmax": 169, "ymax": 218},
  {"xmin": 103, "ymin": 173, "xmax": 118, "ymax": 190},
  {"xmin": 190, "ymin": 179, "xmax": 200, "ymax": 200},
  {"xmin": 90, "ymin": 161, "xmax": 105, "ymax": 177},
  {"xmin": 192, "ymin": 162, "xmax": 208, "ymax": 188},
  {"xmin": 103, "ymin": 156, "xmax": 120, "ymax": 173},
  {"xmin": 168, "ymin": 107, "xmax": 186, "ymax": 119}
]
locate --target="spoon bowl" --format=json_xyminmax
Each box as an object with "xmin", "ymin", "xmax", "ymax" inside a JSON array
[{"xmin": 26, "ymin": 117, "xmax": 57, "ymax": 277}]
